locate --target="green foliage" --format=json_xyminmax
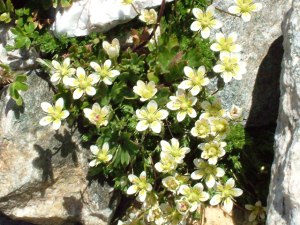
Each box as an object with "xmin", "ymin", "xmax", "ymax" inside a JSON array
[
  {"xmin": 0, "ymin": 0, "xmax": 14, "ymax": 23},
  {"xmin": 9, "ymin": 74, "xmax": 28, "ymax": 106}
]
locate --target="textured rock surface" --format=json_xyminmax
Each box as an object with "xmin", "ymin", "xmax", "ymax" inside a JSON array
[
  {"xmin": 212, "ymin": 0, "xmax": 292, "ymax": 127},
  {"xmin": 0, "ymin": 73, "xmax": 118, "ymax": 225},
  {"xmin": 267, "ymin": 0, "xmax": 300, "ymax": 224},
  {"xmin": 52, "ymin": 0, "xmax": 173, "ymax": 37},
  {"xmin": 0, "ymin": 25, "xmax": 37, "ymax": 70}
]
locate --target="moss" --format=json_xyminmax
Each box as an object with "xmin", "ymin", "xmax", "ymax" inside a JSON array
[{"xmin": 224, "ymin": 123, "xmax": 275, "ymax": 205}]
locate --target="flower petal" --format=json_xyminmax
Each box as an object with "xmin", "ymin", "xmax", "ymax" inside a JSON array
[
  {"xmin": 177, "ymin": 111, "xmax": 187, "ymax": 122},
  {"xmin": 241, "ymin": 12, "xmax": 251, "ymax": 22},
  {"xmin": 127, "ymin": 185, "xmax": 138, "ymax": 195},
  {"xmin": 136, "ymin": 120, "xmax": 149, "ymax": 131},
  {"xmin": 39, "ymin": 116, "xmax": 53, "ymax": 126},
  {"xmin": 150, "ymin": 121, "xmax": 162, "ymax": 133},
  {"xmin": 190, "ymin": 21, "xmax": 202, "ymax": 32},
  {"xmin": 52, "ymin": 119, "xmax": 61, "ymax": 130},
  {"xmin": 210, "ymin": 194, "xmax": 222, "ymax": 206},
  {"xmin": 86, "ymin": 87, "xmax": 96, "ymax": 96},
  {"xmin": 41, "ymin": 102, "xmax": 53, "ymax": 113},
  {"xmin": 228, "ymin": 6, "xmax": 241, "ymax": 14},
  {"xmin": 201, "ymin": 27, "xmax": 211, "ymax": 39},
  {"xmin": 90, "ymin": 145, "xmax": 99, "ymax": 155},
  {"xmin": 73, "ymin": 88, "xmax": 84, "ymax": 99}
]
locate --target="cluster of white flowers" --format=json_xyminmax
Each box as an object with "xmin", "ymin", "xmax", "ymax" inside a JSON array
[
  {"xmin": 39, "ymin": 39, "xmax": 121, "ymax": 130},
  {"xmin": 38, "ymin": 1, "xmax": 263, "ymax": 224},
  {"xmin": 120, "ymin": 1, "xmax": 262, "ymax": 223}
]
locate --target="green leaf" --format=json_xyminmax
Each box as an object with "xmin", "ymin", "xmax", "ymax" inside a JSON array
[
  {"xmin": 0, "ymin": 0, "xmax": 6, "ymax": 12},
  {"xmin": 14, "ymin": 81, "xmax": 28, "ymax": 91},
  {"xmin": 6, "ymin": 0, "xmax": 14, "ymax": 12},
  {"xmin": 0, "ymin": 12, "xmax": 11, "ymax": 23},
  {"xmin": 15, "ymin": 75, "xmax": 27, "ymax": 83}
]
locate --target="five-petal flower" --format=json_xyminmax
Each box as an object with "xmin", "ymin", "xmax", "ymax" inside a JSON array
[
  {"xmin": 228, "ymin": 0, "xmax": 263, "ymax": 22},
  {"xmin": 160, "ymin": 138, "xmax": 190, "ymax": 164},
  {"xmin": 210, "ymin": 178, "xmax": 243, "ymax": 213},
  {"xmin": 136, "ymin": 100, "xmax": 169, "ymax": 133},
  {"xmin": 178, "ymin": 183, "xmax": 210, "ymax": 212},
  {"xmin": 166, "ymin": 89, "xmax": 197, "ymax": 122},
  {"xmin": 178, "ymin": 66, "xmax": 210, "ymax": 96},
  {"xmin": 39, "ymin": 98, "xmax": 69, "ymax": 130},
  {"xmin": 210, "ymin": 32, "xmax": 242, "ymax": 53},
  {"xmin": 213, "ymin": 52, "xmax": 247, "ymax": 83},
  {"xmin": 50, "ymin": 58, "xmax": 76, "ymax": 85},
  {"xmin": 198, "ymin": 141, "xmax": 226, "ymax": 165},
  {"xmin": 139, "ymin": 9, "xmax": 157, "ymax": 25},
  {"xmin": 191, "ymin": 158, "xmax": 225, "ymax": 188},
  {"xmin": 89, "ymin": 143, "xmax": 113, "ymax": 167},
  {"xmin": 133, "ymin": 80, "xmax": 157, "ymax": 102},
  {"xmin": 127, "ymin": 171, "xmax": 153, "ymax": 202},
  {"xmin": 68, "ymin": 67, "xmax": 100, "ymax": 99},
  {"xmin": 90, "ymin": 60, "xmax": 120, "ymax": 85},
  {"xmin": 190, "ymin": 5, "xmax": 223, "ymax": 39},
  {"xmin": 83, "ymin": 103, "xmax": 110, "ymax": 128}
]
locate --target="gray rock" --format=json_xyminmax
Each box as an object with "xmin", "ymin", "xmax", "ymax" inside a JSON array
[
  {"xmin": 0, "ymin": 73, "xmax": 118, "ymax": 225},
  {"xmin": 267, "ymin": 0, "xmax": 300, "ymax": 224},
  {"xmin": 212, "ymin": 0, "xmax": 292, "ymax": 127},
  {"xmin": 52, "ymin": 0, "xmax": 173, "ymax": 37}
]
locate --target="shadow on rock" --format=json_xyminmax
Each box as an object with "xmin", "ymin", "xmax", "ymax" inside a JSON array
[{"xmin": 246, "ymin": 36, "xmax": 283, "ymax": 127}]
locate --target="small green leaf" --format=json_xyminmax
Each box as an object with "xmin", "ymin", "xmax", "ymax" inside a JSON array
[
  {"xmin": 15, "ymin": 75, "xmax": 27, "ymax": 83},
  {"xmin": 14, "ymin": 81, "xmax": 28, "ymax": 91},
  {"xmin": 6, "ymin": 0, "xmax": 14, "ymax": 12}
]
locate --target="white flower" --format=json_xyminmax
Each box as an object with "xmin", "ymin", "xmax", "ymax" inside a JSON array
[
  {"xmin": 166, "ymin": 89, "xmax": 197, "ymax": 122},
  {"xmin": 191, "ymin": 158, "xmax": 225, "ymax": 188},
  {"xmin": 102, "ymin": 38, "xmax": 120, "ymax": 58},
  {"xmin": 200, "ymin": 98, "xmax": 226, "ymax": 119},
  {"xmin": 178, "ymin": 183, "xmax": 210, "ymax": 212},
  {"xmin": 228, "ymin": 0, "xmax": 262, "ymax": 22},
  {"xmin": 83, "ymin": 103, "xmax": 110, "ymax": 128},
  {"xmin": 139, "ymin": 9, "xmax": 157, "ymax": 25},
  {"xmin": 160, "ymin": 138, "xmax": 190, "ymax": 164},
  {"xmin": 191, "ymin": 118, "xmax": 211, "ymax": 138},
  {"xmin": 146, "ymin": 204, "xmax": 165, "ymax": 225},
  {"xmin": 210, "ymin": 117, "xmax": 230, "ymax": 139},
  {"xmin": 50, "ymin": 58, "xmax": 76, "ymax": 85},
  {"xmin": 178, "ymin": 66, "xmax": 210, "ymax": 96},
  {"xmin": 89, "ymin": 143, "xmax": 113, "ymax": 167},
  {"xmin": 213, "ymin": 52, "xmax": 247, "ymax": 83},
  {"xmin": 155, "ymin": 152, "xmax": 178, "ymax": 173},
  {"xmin": 162, "ymin": 176, "xmax": 180, "ymax": 193},
  {"xmin": 210, "ymin": 32, "xmax": 242, "ymax": 53},
  {"xmin": 210, "ymin": 178, "xmax": 243, "ymax": 213},
  {"xmin": 190, "ymin": 5, "xmax": 222, "ymax": 39},
  {"xmin": 245, "ymin": 201, "xmax": 267, "ymax": 222},
  {"xmin": 133, "ymin": 80, "xmax": 157, "ymax": 101},
  {"xmin": 175, "ymin": 198, "xmax": 191, "ymax": 215},
  {"xmin": 228, "ymin": 104, "xmax": 243, "ymax": 120},
  {"xmin": 136, "ymin": 100, "xmax": 169, "ymax": 133},
  {"xmin": 67, "ymin": 67, "xmax": 100, "ymax": 99},
  {"xmin": 90, "ymin": 60, "xmax": 120, "ymax": 85},
  {"xmin": 198, "ymin": 141, "xmax": 226, "ymax": 165},
  {"xmin": 127, "ymin": 171, "xmax": 153, "ymax": 202},
  {"xmin": 39, "ymin": 98, "xmax": 69, "ymax": 130}
]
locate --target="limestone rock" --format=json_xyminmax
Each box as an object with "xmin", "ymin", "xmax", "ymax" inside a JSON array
[
  {"xmin": 0, "ymin": 73, "xmax": 118, "ymax": 225},
  {"xmin": 52, "ymin": 0, "xmax": 173, "ymax": 37},
  {"xmin": 267, "ymin": 0, "xmax": 300, "ymax": 224},
  {"xmin": 212, "ymin": 0, "xmax": 292, "ymax": 127}
]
